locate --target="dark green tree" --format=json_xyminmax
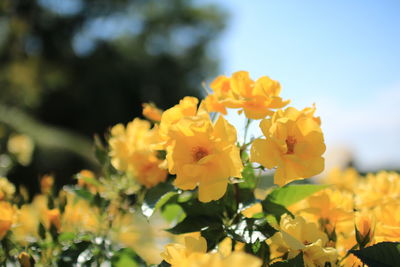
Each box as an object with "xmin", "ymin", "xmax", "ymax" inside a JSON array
[{"xmin": 0, "ymin": 0, "xmax": 226, "ymax": 191}]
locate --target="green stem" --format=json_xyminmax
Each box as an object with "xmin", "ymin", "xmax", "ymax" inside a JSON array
[{"xmin": 243, "ymin": 118, "xmax": 252, "ymax": 145}]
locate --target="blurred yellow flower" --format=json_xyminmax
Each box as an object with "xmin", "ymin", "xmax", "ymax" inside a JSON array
[
  {"xmin": 355, "ymin": 210, "xmax": 375, "ymax": 246},
  {"xmin": 161, "ymin": 236, "xmax": 261, "ymax": 267},
  {"xmin": 269, "ymin": 214, "xmax": 338, "ymax": 267},
  {"xmin": 46, "ymin": 208, "xmax": 61, "ymax": 231},
  {"xmin": 109, "ymin": 118, "xmax": 167, "ymax": 188},
  {"xmin": 355, "ymin": 171, "xmax": 400, "ymax": 209},
  {"xmin": 204, "ymin": 71, "xmax": 289, "ymax": 119},
  {"xmin": 250, "ymin": 106, "xmax": 325, "ymax": 186},
  {"xmin": 40, "ymin": 174, "xmax": 54, "ymax": 195},
  {"xmin": 161, "ymin": 235, "xmax": 207, "ymax": 265},
  {"xmin": 302, "ymin": 188, "xmax": 354, "ymax": 234},
  {"xmin": 320, "ymin": 167, "xmax": 360, "ymax": 192},
  {"xmin": 13, "ymin": 204, "xmax": 40, "ymax": 245},
  {"xmin": 0, "ymin": 177, "xmax": 15, "ymax": 200},
  {"xmin": 166, "ymin": 114, "xmax": 242, "ymax": 202},
  {"xmin": 7, "ymin": 134, "xmax": 34, "ymax": 166},
  {"xmin": 62, "ymin": 194, "xmax": 100, "ymax": 233},
  {"xmin": 374, "ymin": 201, "xmax": 400, "ymax": 242},
  {"xmin": 0, "ymin": 201, "xmax": 15, "ymax": 239},
  {"xmin": 143, "ymin": 102, "xmax": 163, "ymax": 122},
  {"xmin": 77, "ymin": 170, "xmax": 101, "ymax": 194}
]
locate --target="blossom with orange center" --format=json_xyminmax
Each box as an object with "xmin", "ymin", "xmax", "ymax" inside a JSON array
[
  {"xmin": 204, "ymin": 71, "xmax": 290, "ymax": 119},
  {"xmin": 250, "ymin": 106, "xmax": 326, "ymax": 186},
  {"xmin": 164, "ymin": 103, "xmax": 242, "ymax": 202}
]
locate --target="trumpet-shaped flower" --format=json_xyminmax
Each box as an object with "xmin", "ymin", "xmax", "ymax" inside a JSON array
[
  {"xmin": 269, "ymin": 214, "xmax": 338, "ymax": 267},
  {"xmin": 161, "ymin": 236, "xmax": 261, "ymax": 267},
  {"xmin": 109, "ymin": 118, "xmax": 167, "ymax": 188},
  {"xmin": 250, "ymin": 106, "xmax": 325, "ymax": 186},
  {"xmin": 301, "ymin": 188, "xmax": 354, "ymax": 234},
  {"xmin": 166, "ymin": 114, "xmax": 242, "ymax": 202},
  {"xmin": 204, "ymin": 71, "xmax": 289, "ymax": 119}
]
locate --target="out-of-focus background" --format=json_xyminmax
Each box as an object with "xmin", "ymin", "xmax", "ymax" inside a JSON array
[{"xmin": 0, "ymin": 0, "xmax": 399, "ymax": 193}]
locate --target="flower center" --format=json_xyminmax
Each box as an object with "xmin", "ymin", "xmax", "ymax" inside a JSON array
[
  {"xmin": 285, "ymin": 136, "xmax": 297, "ymax": 154},
  {"xmin": 192, "ymin": 146, "xmax": 209, "ymax": 162}
]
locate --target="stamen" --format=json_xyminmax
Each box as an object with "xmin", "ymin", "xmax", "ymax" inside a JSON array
[{"xmin": 285, "ymin": 136, "xmax": 296, "ymax": 154}]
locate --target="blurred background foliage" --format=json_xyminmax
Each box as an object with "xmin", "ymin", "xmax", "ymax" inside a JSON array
[{"xmin": 0, "ymin": 0, "xmax": 226, "ymax": 194}]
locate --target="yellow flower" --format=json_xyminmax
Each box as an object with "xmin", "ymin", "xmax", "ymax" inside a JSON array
[
  {"xmin": 13, "ymin": 204, "xmax": 40, "ymax": 245},
  {"xmin": 301, "ymin": 188, "xmax": 354, "ymax": 234},
  {"xmin": 46, "ymin": 208, "xmax": 61, "ymax": 231},
  {"xmin": 109, "ymin": 118, "xmax": 167, "ymax": 188},
  {"xmin": 40, "ymin": 174, "xmax": 54, "ymax": 195},
  {"xmin": 143, "ymin": 102, "xmax": 163, "ymax": 122},
  {"xmin": 319, "ymin": 167, "xmax": 360, "ymax": 192},
  {"xmin": 374, "ymin": 201, "xmax": 400, "ymax": 242},
  {"xmin": 355, "ymin": 171, "xmax": 400, "ymax": 209},
  {"xmin": 77, "ymin": 170, "xmax": 102, "ymax": 194},
  {"xmin": 7, "ymin": 134, "xmax": 34, "ymax": 166},
  {"xmin": 355, "ymin": 210, "xmax": 375, "ymax": 246},
  {"xmin": 161, "ymin": 235, "xmax": 207, "ymax": 265},
  {"xmin": 269, "ymin": 214, "xmax": 338, "ymax": 267},
  {"xmin": 204, "ymin": 71, "xmax": 290, "ymax": 119},
  {"xmin": 166, "ymin": 114, "xmax": 243, "ymax": 202},
  {"xmin": 161, "ymin": 236, "xmax": 261, "ymax": 267},
  {"xmin": 250, "ymin": 106, "xmax": 325, "ymax": 186},
  {"xmin": 0, "ymin": 201, "xmax": 15, "ymax": 239},
  {"xmin": 159, "ymin": 96, "xmax": 205, "ymax": 143},
  {"xmin": 0, "ymin": 177, "xmax": 15, "ymax": 200},
  {"xmin": 62, "ymin": 193, "xmax": 100, "ymax": 233}
]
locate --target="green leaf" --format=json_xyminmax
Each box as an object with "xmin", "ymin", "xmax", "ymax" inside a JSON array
[
  {"xmin": 111, "ymin": 248, "xmax": 144, "ymax": 267},
  {"xmin": 201, "ymin": 223, "xmax": 225, "ymax": 251},
  {"xmin": 245, "ymin": 239, "xmax": 270, "ymax": 261},
  {"xmin": 94, "ymin": 134, "xmax": 109, "ymax": 166},
  {"xmin": 270, "ymin": 252, "xmax": 304, "ymax": 266},
  {"xmin": 79, "ymin": 176, "xmax": 101, "ymax": 187},
  {"xmin": 267, "ymin": 184, "xmax": 328, "ymax": 207},
  {"xmin": 179, "ymin": 198, "xmax": 225, "ymax": 218},
  {"xmin": 239, "ymin": 163, "xmax": 257, "ymax": 189},
  {"xmin": 261, "ymin": 198, "xmax": 293, "ymax": 221},
  {"xmin": 58, "ymin": 232, "xmax": 75, "ymax": 243},
  {"xmin": 161, "ymin": 203, "xmax": 185, "ymax": 222},
  {"xmin": 350, "ymin": 242, "xmax": 400, "ymax": 267},
  {"xmin": 141, "ymin": 183, "xmax": 176, "ymax": 218},
  {"xmin": 166, "ymin": 216, "xmax": 221, "ymax": 235},
  {"xmin": 38, "ymin": 223, "xmax": 46, "ymax": 239},
  {"xmin": 63, "ymin": 186, "xmax": 94, "ymax": 202}
]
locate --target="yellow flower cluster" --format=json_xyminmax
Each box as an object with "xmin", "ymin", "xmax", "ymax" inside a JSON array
[
  {"xmin": 109, "ymin": 118, "xmax": 167, "ymax": 188},
  {"xmin": 279, "ymin": 168, "xmax": 400, "ymax": 266},
  {"xmin": 204, "ymin": 71, "xmax": 289, "ymax": 119},
  {"xmin": 108, "ymin": 71, "xmax": 326, "ymax": 202}
]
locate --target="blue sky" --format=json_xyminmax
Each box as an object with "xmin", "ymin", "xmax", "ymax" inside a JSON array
[{"xmin": 212, "ymin": 0, "xmax": 400, "ymax": 171}]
